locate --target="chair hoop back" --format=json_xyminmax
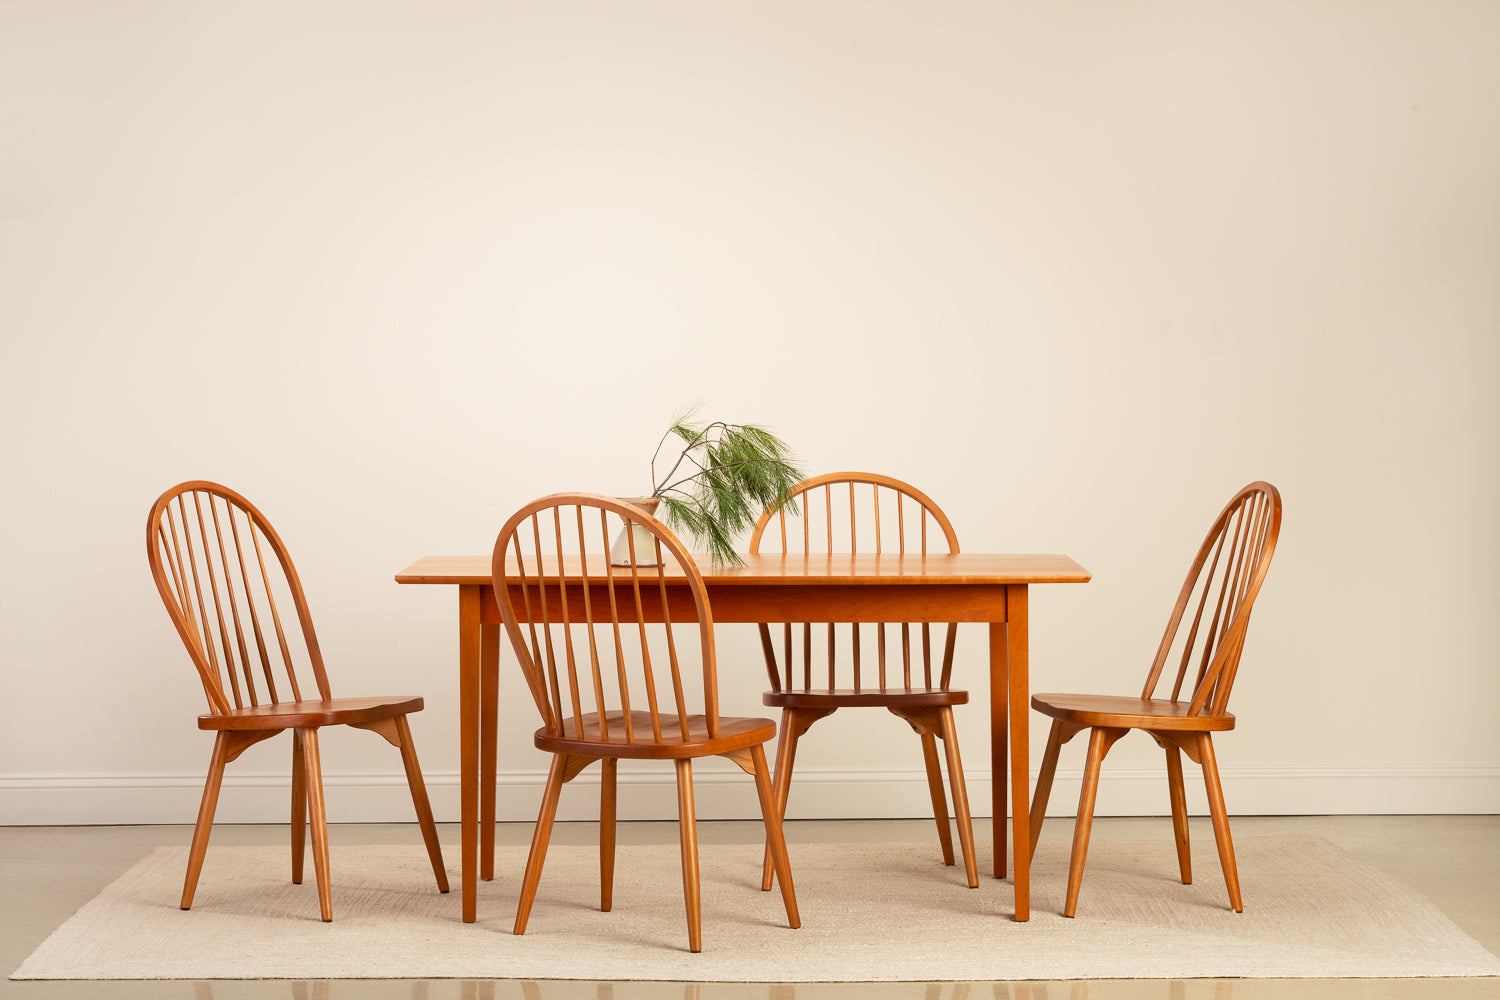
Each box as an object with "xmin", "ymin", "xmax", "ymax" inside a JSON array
[
  {"xmin": 1141, "ymin": 481, "xmax": 1283, "ymax": 716},
  {"xmin": 147, "ymin": 481, "xmax": 330, "ymax": 716},
  {"xmin": 747, "ymin": 472, "xmax": 962, "ymax": 694},
  {"xmin": 491, "ymin": 493, "xmax": 720, "ymax": 744},
  {"xmin": 749, "ymin": 471, "xmax": 960, "ymax": 557}
]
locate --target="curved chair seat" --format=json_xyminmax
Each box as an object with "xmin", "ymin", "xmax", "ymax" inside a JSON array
[
  {"xmin": 536, "ymin": 711, "xmax": 777, "ymax": 760},
  {"xmin": 766, "ymin": 687, "xmax": 968, "ymax": 710},
  {"xmin": 199, "ymin": 696, "xmax": 425, "ymax": 731},
  {"xmin": 1031, "ymin": 693, "xmax": 1234, "ymax": 732}
]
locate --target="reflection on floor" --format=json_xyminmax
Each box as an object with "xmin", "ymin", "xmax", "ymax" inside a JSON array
[{"xmin": 187, "ymin": 982, "xmax": 1242, "ymax": 1000}]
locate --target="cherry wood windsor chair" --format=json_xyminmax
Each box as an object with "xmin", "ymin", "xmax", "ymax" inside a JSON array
[
  {"xmin": 1028, "ymin": 481, "xmax": 1282, "ymax": 916},
  {"xmin": 146, "ymin": 481, "xmax": 448, "ymax": 921},
  {"xmin": 748, "ymin": 472, "xmax": 978, "ymax": 890},
  {"xmin": 491, "ymin": 493, "xmax": 799, "ymax": 953}
]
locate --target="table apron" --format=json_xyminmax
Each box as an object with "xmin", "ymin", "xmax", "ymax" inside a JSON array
[{"xmin": 479, "ymin": 583, "xmax": 1012, "ymax": 625}]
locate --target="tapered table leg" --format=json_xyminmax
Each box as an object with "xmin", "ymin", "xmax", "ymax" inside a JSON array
[
  {"xmin": 481, "ymin": 622, "xmax": 499, "ymax": 881},
  {"xmin": 458, "ymin": 585, "xmax": 482, "ymax": 923},
  {"xmin": 1008, "ymin": 585, "xmax": 1031, "ymax": 921},
  {"xmin": 989, "ymin": 621, "xmax": 1008, "ymax": 881}
]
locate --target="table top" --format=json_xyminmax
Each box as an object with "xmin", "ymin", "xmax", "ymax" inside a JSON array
[{"xmin": 395, "ymin": 553, "xmax": 1091, "ymax": 587}]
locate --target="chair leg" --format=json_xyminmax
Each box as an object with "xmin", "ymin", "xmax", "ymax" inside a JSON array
[
  {"xmin": 675, "ymin": 758, "xmax": 703, "ymax": 953},
  {"xmin": 1165, "ymin": 744, "xmax": 1192, "ymax": 885},
  {"xmin": 393, "ymin": 715, "xmax": 450, "ymax": 894},
  {"xmin": 1064, "ymin": 726, "xmax": 1124, "ymax": 918},
  {"xmin": 749, "ymin": 743, "xmax": 800, "ymax": 929},
  {"xmin": 1197, "ymin": 734, "xmax": 1242, "ymax": 912},
  {"xmin": 761, "ymin": 708, "xmax": 803, "ymax": 891},
  {"xmin": 917, "ymin": 727, "xmax": 956, "ymax": 866},
  {"xmin": 297, "ymin": 728, "xmax": 333, "ymax": 922},
  {"xmin": 937, "ymin": 707, "xmax": 978, "ymax": 888},
  {"xmin": 1030, "ymin": 719, "xmax": 1084, "ymax": 859},
  {"xmin": 1029, "ymin": 720, "xmax": 1065, "ymax": 858},
  {"xmin": 600, "ymin": 758, "xmax": 618, "ymax": 912},
  {"xmin": 182, "ymin": 732, "xmax": 234, "ymax": 910},
  {"xmin": 515, "ymin": 753, "xmax": 569, "ymax": 935},
  {"xmin": 291, "ymin": 735, "xmax": 306, "ymax": 885}
]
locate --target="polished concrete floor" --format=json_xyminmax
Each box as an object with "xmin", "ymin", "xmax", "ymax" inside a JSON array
[{"xmin": 3, "ymin": 815, "xmax": 1497, "ymax": 999}]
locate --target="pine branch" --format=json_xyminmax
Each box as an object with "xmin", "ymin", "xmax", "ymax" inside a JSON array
[{"xmin": 645, "ymin": 409, "xmax": 804, "ymax": 566}]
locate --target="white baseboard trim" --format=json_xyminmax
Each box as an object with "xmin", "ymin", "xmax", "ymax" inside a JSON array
[{"xmin": 3, "ymin": 764, "xmax": 1497, "ymax": 825}]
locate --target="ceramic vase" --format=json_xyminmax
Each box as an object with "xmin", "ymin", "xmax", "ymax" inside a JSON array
[{"xmin": 609, "ymin": 497, "xmax": 662, "ymax": 566}]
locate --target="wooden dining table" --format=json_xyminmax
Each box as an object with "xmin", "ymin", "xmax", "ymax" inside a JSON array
[{"xmin": 395, "ymin": 551, "xmax": 1090, "ymax": 923}]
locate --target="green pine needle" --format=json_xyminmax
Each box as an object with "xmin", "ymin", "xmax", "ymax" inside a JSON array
[{"xmin": 649, "ymin": 407, "xmax": 804, "ymax": 566}]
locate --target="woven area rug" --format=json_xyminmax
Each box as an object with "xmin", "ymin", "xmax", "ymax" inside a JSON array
[{"xmin": 13, "ymin": 836, "xmax": 1500, "ymax": 981}]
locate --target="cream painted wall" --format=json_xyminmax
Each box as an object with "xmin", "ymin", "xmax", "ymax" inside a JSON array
[{"xmin": 3, "ymin": 2, "xmax": 1497, "ymax": 825}]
